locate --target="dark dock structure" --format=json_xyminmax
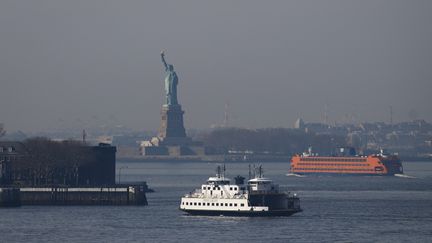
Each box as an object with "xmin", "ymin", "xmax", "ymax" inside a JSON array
[
  {"xmin": 0, "ymin": 140, "xmax": 148, "ymax": 207},
  {"xmin": 0, "ymin": 188, "xmax": 20, "ymax": 207}
]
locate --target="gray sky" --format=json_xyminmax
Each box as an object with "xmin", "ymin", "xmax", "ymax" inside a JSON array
[{"xmin": 1, "ymin": 0, "xmax": 431, "ymax": 132}]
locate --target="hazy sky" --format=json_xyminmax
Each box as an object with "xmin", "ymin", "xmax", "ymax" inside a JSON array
[{"xmin": 1, "ymin": 0, "xmax": 431, "ymax": 132}]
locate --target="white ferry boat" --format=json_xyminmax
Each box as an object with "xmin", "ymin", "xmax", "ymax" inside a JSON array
[{"xmin": 180, "ymin": 165, "xmax": 302, "ymax": 216}]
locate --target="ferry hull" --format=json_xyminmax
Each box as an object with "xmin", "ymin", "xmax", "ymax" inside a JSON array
[
  {"xmin": 292, "ymin": 172, "xmax": 396, "ymax": 176},
  {"xmin": 180, "ymin": 208, "xmax": 302, "ymax": 217}
]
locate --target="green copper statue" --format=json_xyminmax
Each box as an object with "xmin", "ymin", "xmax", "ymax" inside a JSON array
[{"xmin": 161, "ymin": 51, "xmax": 179, "ymax": 106}]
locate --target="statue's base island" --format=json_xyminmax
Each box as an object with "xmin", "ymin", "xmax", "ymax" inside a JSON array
[
  {"xmin": 140, "ymin": 52, "xmax": 205, "ymax": 157},
  {"xmin": 140, "ymin": 104, "xmax": 205, "ymax": 157}
]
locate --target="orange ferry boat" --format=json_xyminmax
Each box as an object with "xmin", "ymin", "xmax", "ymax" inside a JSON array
[{"xmin": 290, "ymin": 147, "xmax": 403, "ymax": 176}]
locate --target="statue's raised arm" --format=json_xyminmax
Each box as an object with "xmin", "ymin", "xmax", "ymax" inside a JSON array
[
  {"xmin": 161, "ymin": 51, "xmax": 168, "ymax": 71},
  {"xmin": 160, "ymin": 50, "xmax": 179, "ymax": 106}
]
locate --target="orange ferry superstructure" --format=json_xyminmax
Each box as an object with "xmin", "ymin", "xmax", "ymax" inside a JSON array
[{"xmin": 290, "ymin": 149, "xmax": 403, "ymax": 175}]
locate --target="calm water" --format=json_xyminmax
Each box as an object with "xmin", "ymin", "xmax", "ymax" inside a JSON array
[{"xmin": 1, "ymin": 161, "xmax": 432, "ymax": 243}]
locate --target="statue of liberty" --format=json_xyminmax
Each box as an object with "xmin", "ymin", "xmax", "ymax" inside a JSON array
[{"xmin": 161, "ymin": 51, "xmax": 179, "ymax": 106}]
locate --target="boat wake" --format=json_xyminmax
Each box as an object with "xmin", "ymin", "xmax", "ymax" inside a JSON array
[
  {"xmin": 394, "ymin": 174, "xmax": 416, "ymax": 179},
  {"xmin": 286, "ymin": 173, "xmax": 306, "ymax": 178}
]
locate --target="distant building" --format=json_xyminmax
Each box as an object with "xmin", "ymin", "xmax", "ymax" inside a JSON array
[
  {"xmin": 0, "ymin": 141, "xmax": 116, "ymax": 187},
  {"xmin": 0, "ymin": 142, "xmax": 28, "ymax": 185}
]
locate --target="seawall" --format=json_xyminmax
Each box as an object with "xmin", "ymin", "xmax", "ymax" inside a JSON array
[{"xmin": 0, "ymin": 186, "xmax": 147, "ymax": 207}]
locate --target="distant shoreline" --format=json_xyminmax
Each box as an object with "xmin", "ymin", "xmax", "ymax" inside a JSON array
[{"xmin": 116, "ymin": 155, "xmax": 432, "ymax": 163}]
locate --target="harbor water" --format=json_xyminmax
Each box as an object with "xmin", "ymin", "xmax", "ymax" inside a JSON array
[{"xmin": 1, "ymin": 161, "xmax": 431, "ymax": 242}]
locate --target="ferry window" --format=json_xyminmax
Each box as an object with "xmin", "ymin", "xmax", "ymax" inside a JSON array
[
  {"xmin": 241, "ymin": 203, "xmax": 244, "ymax": 207},
  {"xmin": 234, "ymin": 187, "xmax": 238, "ymax": 191},
  {"xmin": 194, "ymin": 202, "xmax": 197, "ymax": 206},
  {"xmin": 207, "ymin": 203, "xmax": 210, "ymax": 206},
  {"xmin": 234, "ymin": 203, "xmax": 237, "ymax": 207},
  {"xmin": 229, "ymin": 203, "xmax": 232, "ymax": 207},
  {"xmin": 225, "ymin": 203, "xmax": 228, "ymax": 206},
  {"xmin": 216, "ymin": 203, "xmax": 219, "ymax": 206},
  {"xmin": 182, "ymin": 202, "xmax": 184, "ymax": 205},
  {"xmin": 208, "ymin": 187, "xmax": 211, "ymax": 190},
  {"xmin": 212, "ymin": 203, "xmax": 215, "ymax": 206},
  {"xmin": 229, "ymin": 187, "xmax": 232, "ymax": 190},
  {"xmin": 198, "ymin": 203, "xmax": 201, "ymax": 206}
]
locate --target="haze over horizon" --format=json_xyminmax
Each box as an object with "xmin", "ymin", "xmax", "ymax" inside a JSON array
[{"xmin": 1, "ymin": 1, "xmax": 431, "ymax": 133}]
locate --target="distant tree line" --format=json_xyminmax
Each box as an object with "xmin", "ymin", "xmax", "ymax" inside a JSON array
[
  {"xmin": 201, "ymin": 127, "xmax": 346, "ymax": 155},
  {"xmin": 0, "ymin": 123, "xmax": 5, "ymax": 137}
]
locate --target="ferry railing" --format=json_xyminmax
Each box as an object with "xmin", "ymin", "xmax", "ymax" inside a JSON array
[
  {"xmin": 185, "ymin": 189, "xmax": 202, "ymax": 198},
  {"xmin": 248, "ymin": 189, "xmax": 281, "ymax": 195}
]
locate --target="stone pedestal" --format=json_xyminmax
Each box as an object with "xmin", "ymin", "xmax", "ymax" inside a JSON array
[{"xmin": 158, "ymin": 105, "xmax": 186, "ymax": 138}]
